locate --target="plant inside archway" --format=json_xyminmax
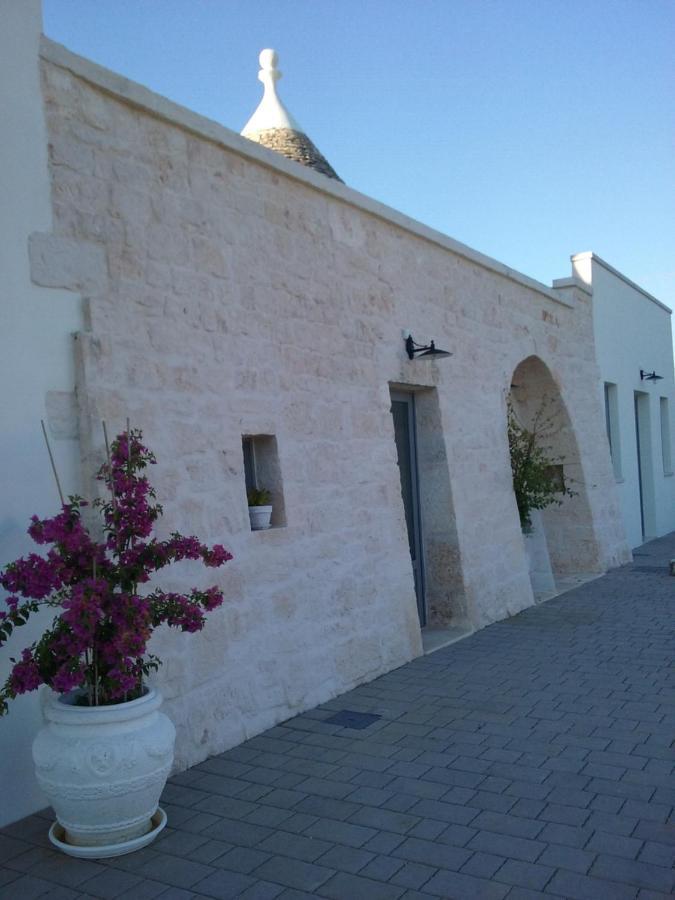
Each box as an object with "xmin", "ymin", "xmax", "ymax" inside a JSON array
[{"xmin": 507, "ymin": 398, "xmax": 576, "ymax": 531}]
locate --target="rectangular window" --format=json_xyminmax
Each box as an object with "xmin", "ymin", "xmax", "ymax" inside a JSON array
[
  {"xmin": 603, "ymin": 383, "xmax": 622, "ymax": 480},
  {"xmin": 604, "ymin": 384, "xmax": 612, "ymax": 455},
  {"xmin": 660, "ymin": 397, "xmax": 672, "ymax": 475},
  {"xmin": 241, "ymin": 434, "xmax": 286, "ymax": 528},
  {"xmin": 544, "ymin": 463, "xmax": 565, "ymax": 493}
]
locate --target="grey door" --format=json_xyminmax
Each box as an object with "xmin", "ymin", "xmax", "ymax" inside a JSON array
[
  {"xmin": 391, "ymin": 391, "xmax": 426, "ymax": 625},
  {"xmin": 634, "ymin": 393, "xmax": 646, "ymax": 539},
  {"xmin": 634, "ymin": 391, "xmax": 656, "ymax": 541}
]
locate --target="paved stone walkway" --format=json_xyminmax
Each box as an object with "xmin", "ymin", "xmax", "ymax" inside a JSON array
[{"xmin": 1, "ymin": 534, "xmax": 674, "ymax": 899}]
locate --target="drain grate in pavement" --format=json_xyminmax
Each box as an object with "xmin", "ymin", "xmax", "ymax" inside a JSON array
[{"xmin": 324, "ymin": 709, "xmax": 382, "ymax": 729}]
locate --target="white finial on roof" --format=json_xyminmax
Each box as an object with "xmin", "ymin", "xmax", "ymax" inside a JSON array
[
  {"xmin": 258, "ymin": 49, "xmax": 280, "ymax": 84},
  {"xmin": 241, "ymin": 48, "xmax": 302, "ymax": 135},
  {"xmin": 240, "ymin": 49, "xmax": 343, "ymax": 181}
]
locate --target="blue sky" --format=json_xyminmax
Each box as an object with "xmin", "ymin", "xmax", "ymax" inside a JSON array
[{"xmin": 43, "ymin": 0, "xmax": 674, "ymax": 307}]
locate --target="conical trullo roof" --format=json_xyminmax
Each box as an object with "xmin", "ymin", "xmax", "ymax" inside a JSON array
[{"xmin": 241, "ymin": 49, "xmax": 342, "ymax": 182}]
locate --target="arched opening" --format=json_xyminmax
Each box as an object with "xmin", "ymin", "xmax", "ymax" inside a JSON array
[{"xmin": 509, "ymin": 356, "xmax": 602, "ymax": 598}]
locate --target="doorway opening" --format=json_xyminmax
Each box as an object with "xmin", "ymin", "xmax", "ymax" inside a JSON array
[
  {"xmin": 389, "ymin": 386, "xmax": 467, "ymax": 646},
  {"xmin": 634, "ymin": 391, "xmax": 656, "ymax": 540},
  {"xmin": 391, "ymin": 390, "xmax": 426, "ymax": 625}
]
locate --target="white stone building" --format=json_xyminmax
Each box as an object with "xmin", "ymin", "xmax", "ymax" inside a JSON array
[
  {"xmin": 0, "ymin": 0, "xmax": 84, "ymax": 825},
  {"xmin": 570, "ymin": 253, "xmax": 675, "ymax": 548},
  {"xmin": 1, "ymin": 1, "xmax": 659, "ymax": 826}
]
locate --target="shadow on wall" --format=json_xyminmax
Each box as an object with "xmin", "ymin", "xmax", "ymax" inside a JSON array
[
  {"xmin": 416, "ymin": 388, "xmax": 468, "ymax": 625},
  {"xmin": 509, "ymin": 355, "xmax": 603, "ymax": 578},
  {"xmin": 389, "ymin": 383, "xmax": 468, "ymax": 628}
]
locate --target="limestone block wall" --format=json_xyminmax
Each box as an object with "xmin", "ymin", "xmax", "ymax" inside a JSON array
[{"xmin": 34, "ymin": 38, "xmax": 630, "ymax": 777}]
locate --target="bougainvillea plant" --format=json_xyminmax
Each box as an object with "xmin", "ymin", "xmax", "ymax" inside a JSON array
[{"xmin": 0, "ymin": 430, "xmax": 232, "ymax": 714}]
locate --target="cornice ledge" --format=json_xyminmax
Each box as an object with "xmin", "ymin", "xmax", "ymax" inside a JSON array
[{"xmin": 552, "ymin": 276, "xmax": 592, "ymax": 297}]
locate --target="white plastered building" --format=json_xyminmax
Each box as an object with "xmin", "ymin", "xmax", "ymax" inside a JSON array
[{"xmin": 570, "ymin": 253, "xmax": 675, "ymax": 548}]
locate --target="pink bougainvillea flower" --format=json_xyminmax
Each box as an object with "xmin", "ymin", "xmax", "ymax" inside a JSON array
[{"xmin": 0, "ymin": 429, "xmax": 232, "ymax": 714}]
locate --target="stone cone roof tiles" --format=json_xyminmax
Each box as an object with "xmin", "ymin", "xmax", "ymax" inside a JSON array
[
  {"xmin": 241, "ymin": 49, "xmax": 342, "ymax": 183},
  {"xmin": 244, "ymin": 127, "xmax": 342, "ymax": 181}
]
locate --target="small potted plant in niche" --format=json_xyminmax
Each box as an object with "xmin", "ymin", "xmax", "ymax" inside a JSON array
[
  {"xmin": 247, "ymin": 486, "xmax": 273, "ymax": 530},
  {"xmin": 507, "ymin": 398, "xmax": 576, "ymax": 532},
  {"xmin": 0, "ymin": 428, "xmax": 232, "ymax": 858}
]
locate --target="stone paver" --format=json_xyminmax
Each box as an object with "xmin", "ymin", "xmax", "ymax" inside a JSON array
[{"xmin": 2, "ymin": 533, "xmax": 674, "ymax": 898}]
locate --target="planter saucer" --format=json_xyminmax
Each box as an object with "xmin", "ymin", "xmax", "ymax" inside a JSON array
[{"xmin": 48, "ymin": 807, "xmax": 167, "ymax": 859}]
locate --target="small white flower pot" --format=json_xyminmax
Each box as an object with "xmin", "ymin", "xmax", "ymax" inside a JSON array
[{"xmin": 248, "ymin": 505, "xmax": 273, "ymax": 530}]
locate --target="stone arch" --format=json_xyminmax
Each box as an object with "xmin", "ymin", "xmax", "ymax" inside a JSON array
[{"xmin": 508, "ymin": 355, "xmax": 602, "ymax": 581}]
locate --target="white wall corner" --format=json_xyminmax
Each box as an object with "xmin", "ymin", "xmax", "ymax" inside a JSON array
[
  {"xmin": 0, "ymin": 0, "xmax": 83, "ymax": 828},
  {"xmin": 570, "ymin": 252, "xmax": 594, "ymax": 290},
  {"xmin": 552, "ymin": 275, "xmax": 592, "ymax": 298}
]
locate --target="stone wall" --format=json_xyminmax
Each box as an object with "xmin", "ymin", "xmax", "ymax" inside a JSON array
[{"xmin": 35, "ymin": 39, "xmax": 630, "ymax": 774}]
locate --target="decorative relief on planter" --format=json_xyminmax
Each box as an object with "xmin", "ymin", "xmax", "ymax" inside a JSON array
[{"xmin": 32, "ymin": 688, "xmax": 175, "ymax": 850}]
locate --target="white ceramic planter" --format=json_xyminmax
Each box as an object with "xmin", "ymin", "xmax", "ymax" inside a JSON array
[
  {"xmin": 522, "ymin": 510, "xmax": 556, "ymax": 601},
  {"xmin": 32, "ymin": 687, "xmax": 175, "ymax": 856},
  {"xmin": 248, "ymin": 505, "xmax": 272, "ymax": 530}
]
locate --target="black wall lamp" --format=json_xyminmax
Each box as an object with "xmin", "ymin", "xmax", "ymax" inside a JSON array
[
  {"xmin": 640, "ymin": 369, "xmax": 664, "ymax": 382},
  {"xmin": 405, "ymin": 334, "xmax": 451, "ymax": 360}
]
